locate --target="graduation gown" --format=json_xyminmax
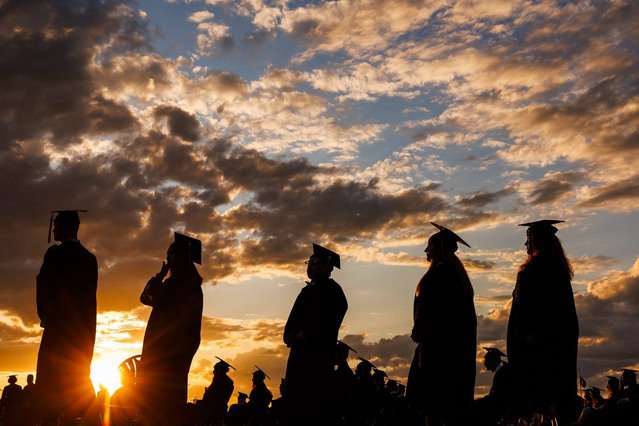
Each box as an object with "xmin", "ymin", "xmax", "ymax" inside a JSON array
[
  {"xmin": 201, "ymin": 374, "xmax": 234, "ymax": 425},
  {"xmin": 284, "ymin": 277, "xmax": 348, "ymax": 401},
  {"xmin": 507, "ymin": 254, "xmax": 579, "ymax": 412},
  {"xmin": 36, "ymin": 240, "xmax": 98, "ymax": 417},
  {"xmin": 407, "ymin": 260, "xmax": 477, "ymax": 417},
  {"xmin": 138, "ymin": 271, "xmax": 203, "ymax": 424}
]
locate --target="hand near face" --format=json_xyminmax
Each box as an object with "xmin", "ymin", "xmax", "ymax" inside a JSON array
[{"xmin": 157, "ymin": 261, "xmax": 170, "ymax": 280}]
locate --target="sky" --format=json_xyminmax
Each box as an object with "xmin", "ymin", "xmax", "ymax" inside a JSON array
[{"xmin": 0, "ymin": 0, "xmax": 638, "ymax": 401}]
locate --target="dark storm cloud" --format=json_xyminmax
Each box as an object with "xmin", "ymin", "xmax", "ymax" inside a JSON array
[
  {"xmin": 0, "ymin": 0, "xmax": 146, "ymax": 149},
  {"xmin": 153, "ymin": 105, "xmax": 202, "ymax": 142}
]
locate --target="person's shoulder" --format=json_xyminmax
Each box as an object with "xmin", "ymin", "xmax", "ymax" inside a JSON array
[{"xmin": 44, "ymin": 244, "xmax": 63, "ymax": 257}]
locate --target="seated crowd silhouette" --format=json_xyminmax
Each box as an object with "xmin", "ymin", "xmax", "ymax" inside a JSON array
[{"xmin": 0, "ymin": 211, "xmax": 637, "ymax": 425}]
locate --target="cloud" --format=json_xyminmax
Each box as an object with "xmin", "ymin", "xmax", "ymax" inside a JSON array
[
  {"xmin": 279, "ymin": 0, "xmax": 441, "ymax": 62},
  {"xmin": 153, "ymin": 105, "xmax": 202, "ymax": 142},
  {"xmin": 188, "ymin": 10, "xmax": 216, "ymax": 24},
  {"xmin": 577, "ymin": 176, "xmax": 639, "ymax": 211},
  {"xmin": 0, "ymin": 0, "xmax": 148, "ymax": 149}
]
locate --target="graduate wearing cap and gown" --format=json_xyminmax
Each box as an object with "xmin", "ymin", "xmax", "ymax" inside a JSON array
[
  {"xmin": 474, "ymin": 348, "xmax": 514, "ymax": 425},
  {"xmin": 407, "ymin": 223, "xmax": 477, "ymax": 425},
  {"xmin": 247, "ymin": 367, "xmax": 273, "ymax": 424},
  {"xmin": 138, "ymin": 233, "xmax": 204, "ymax": 425},
  {"xmin": 35, "ymin": 210, "xmax": 98, "ymax": 424},
  {"xmin": 507, "ymin": 220, "xmax": 578, "ymax": 422},
  {"xmin": 226, "ymin": 392, "xmax": 250, "ymax": 426},
  {"xmin": 330, "ymin": 341, "xmax": 357, "ymax": 422},
  {"xmin": 200, "ymin": 357, "xmax": 235, "ymax": 425},
  {"xmin": 283, "ymin": 244, "xmax": 348, "ymax": 423},
  {"xmin": 1, "ymin": 375, "xmax": 23, "ymax": 426}
]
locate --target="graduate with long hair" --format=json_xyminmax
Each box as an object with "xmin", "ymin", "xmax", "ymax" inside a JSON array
[
  {"xmin": 507, "ymin": 220, "xmax": 579, "ymax": 424},
  {"xmin": 407, "ymin": 223, "xmax": 477, "ymax": 426}
]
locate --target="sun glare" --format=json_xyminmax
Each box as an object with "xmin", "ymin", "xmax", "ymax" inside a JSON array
[{"xmin": 90, "ymin": 357, "xmax": 123, "ymax": 394}]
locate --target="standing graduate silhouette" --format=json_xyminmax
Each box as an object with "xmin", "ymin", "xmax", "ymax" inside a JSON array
[
  {"xmin": 137, "ymin": 233, "xmax": 203, "ymax": 425},
  {"xmin": 507, "ymin": 220, "xmax": 579, "ymax": 424},
  {"xmin": 283, "ymin": 243, "xmax": 348, "ymax": 425},
  {"xmin": 407, "ymin": 222, "xmax": 477, "ymax": 426},
  {"xmin": 36, "ymin": 210, "xmax": 98, "ymax": 425}
]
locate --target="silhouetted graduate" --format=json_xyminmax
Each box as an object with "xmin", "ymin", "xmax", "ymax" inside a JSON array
[
  {"xmin": 283, "ymin": 243, "xmax": 348, "ymax": 424},
  {"xmin": 333, "ymin": 341, "xmax": 357, "ymax": 393},
  {"xmin": 21, "ymin": 374, "xmax": 36, "ymax": 425},
  {"xmin": 474, "ymin": 347, "xmax": 514, "ymax": 425},
  {"xmin": 22, "ymin": 374, "xmax": 35, "ymax": 405},
  {"xmin": 200, "ymin": 357, "xmax": 235, "ymax": 425},
  {"xmin": 407, "ymin": 222, "xmax": 476, "ymax": 426},
  {"xmin": 138, "ymin": 232, "xmax": 204, "ymax": 425},
  {"xmin": 247, "ymin": 367, "xmax": 272, "ymax": 424},
  {"xmin": 36, "ymin": 210, "xmax": 98, "ymax": 425},
  {"xmin": 226, "ymin": 392, "xmax": 249, "ymax": 426},
  {"xmin": 1, "ymin": 375, "xmax": 23, "ymax": 425},
  {"xmin": 507, "ymin": 220, "xmax": 579, "ymax": 423}
]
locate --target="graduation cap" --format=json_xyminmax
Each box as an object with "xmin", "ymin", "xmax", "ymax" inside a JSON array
[
  {"xmin": 430, "ymin": 222, "xmax": 471, "ymax": 248},
  {"xmin": 337, "ymin": 340, "xmax": 358, "ymax": 354},
  {"xmin": 607, "ymin": 375, "xmax": 620, "ymax": 381},
  {"xmin": 48, "ymin": 210, "xmax": 87, "ymax": 243},
  {"xmin": 214, "ymin": 356, "xmax": 236, "ymax": 371},
  {"xmin": 311, "ymin": 243, "xmax": 341, "ymax": 269},
  {"xmin": 482, "ymin": 347, "xmax": 507, "ymax": 358},
  {"xmin": 238, "ymin": 392, "xmax": 248, "ymax": 400},
  {"xmin": 174, "ymin": 232, "xmax": 202, "ymax": 264},
  {"xmin": 356, "ymin": 357, "xmax": 376, "ymax": 370},
  {"xmin": 519, "ymin": 219, "xmax": 564, "ymax": 236},
  {"xmin": 7, "ymin": 375, "xmax": 17, "ymax": 381},
  {"xmin": 253, "ymin": 365, "xmax": 270, "ymax": 380},
  {"xmin": 373, "ymin": 368, "xmax": 388, "ymax": 378}
]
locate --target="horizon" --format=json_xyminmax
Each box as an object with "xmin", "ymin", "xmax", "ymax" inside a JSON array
[{"xmin": 1, "ymin": 0, "xmax": 638, "ymax": 402}]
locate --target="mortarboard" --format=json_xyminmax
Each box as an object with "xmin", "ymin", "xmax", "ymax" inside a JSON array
[
  {"xmin": 8, "ymin": 375, "xmax": 17, "ymax": 380},
  {"xmin": 311, "ymin": 243, "xmax": 341, "ymax": 269},
  {"xmin": 214, "ymin": 356, "xmax": 236, "ymax": 371},
  {"xmin": 174, "ymin": 232, "xmax": 202, "ymax": 264},
  {"xmin": 48, "ymin": 210, "xmax": 87, "ymax": 243},
  {"xmin": 238, "ymin": 392, "xmax": 248, "ymax": 399},
  {"xmin": 357, "ymin": 357, "xmax": 376, "ymax": 369},
  {"xmin": 373, "ymin": 368, "xmax": 388, "ymax": 378},
  {"xmin": 483, "ymin": 347, "xmax": 507, "ymax": 358},
  {"xmin": 253, "ymin": 365, "xmax": 271, "ymax": 380},
  {"xmin": 607, "ymin": 375, "xmax": 619, "ymax": 381},
  {"xmin": 337, "ymin": 340, "xmax": 358, "ymax": 353},
  {"xmin": 430, "ymin": 222, "xmax": 471, "ymax": 248},
  {"xmin": 621, "ymin": 368, "xmax": 638, "ymax": 376},
  {"xmin": 519, "ymin": 219, "xmax": 564, "ymax": 236}
]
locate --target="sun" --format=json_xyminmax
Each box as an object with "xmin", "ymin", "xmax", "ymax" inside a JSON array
[{"xmin": 90, "ymin": 356, "xmax": 123, "ymax": 394}]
